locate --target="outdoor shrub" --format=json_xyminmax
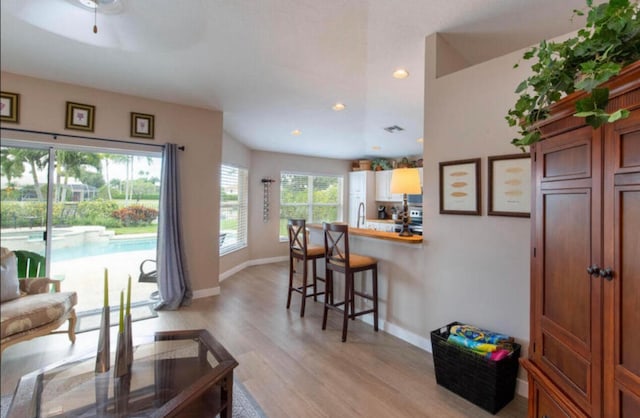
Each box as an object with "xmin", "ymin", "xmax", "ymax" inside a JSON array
[
  {"xmin": 111, "ymin": 205, "xmax": 159, "ymax": 226},
  {"xmin": 77, "ymin": 199, "xmax": 120, "ymax": 221},
  {"xmin": 0, "ymin": 201, "xmax": 46, "ymax": 228}
]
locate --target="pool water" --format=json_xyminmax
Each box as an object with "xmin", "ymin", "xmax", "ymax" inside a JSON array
[{"xmin": 52, "ymin": 237, "xmax": 157, "ymax": 262}]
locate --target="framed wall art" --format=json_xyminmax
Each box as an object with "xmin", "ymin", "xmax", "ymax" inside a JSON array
[
  {"xmin": 439, "ymin": 158, "xmax": 481, "ymax": 215},
  {"xmin": 488, "ymin": 153, "xmax": 531, "ymax": 217},
  {"xmin": 65, "ymin": 102, "xmax": 95, "ymax": 132},
  {"xmin": 130, "ymin": 112, "xmax": 154, "ymax": 139},
  {"xmin": 0, "ymin": 91, "xmax": 20, "ymax": 123}
]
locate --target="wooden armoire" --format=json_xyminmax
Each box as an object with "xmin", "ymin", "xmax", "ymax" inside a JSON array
[{"xmin": 521, "ymin": 61, "xmax": 640, "ymax": 417}]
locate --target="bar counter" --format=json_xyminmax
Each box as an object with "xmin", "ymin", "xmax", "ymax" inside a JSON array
[{"xmin": 306, "ymin": 223, "xmax": 422, "ymax": 244}]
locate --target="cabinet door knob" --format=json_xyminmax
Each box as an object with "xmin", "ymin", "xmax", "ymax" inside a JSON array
[
  {"xmin": 586, "ymin": 264, "xmax": 600, "ymax": 276},
  {"xmin": 599, "ymin": 267, "xmax": 614, "ymax": 280}
]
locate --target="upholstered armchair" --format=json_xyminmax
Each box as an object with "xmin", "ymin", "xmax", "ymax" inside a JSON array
[{"xmin": 1, "ymin": 248, "xmax": 77, "ymax": 356}]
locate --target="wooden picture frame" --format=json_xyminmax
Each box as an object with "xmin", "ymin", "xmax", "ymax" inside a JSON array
[
  {"xmin": 488, "ymin": 153, "xmax": 531, "ymax": 217},
  {"xmin": 0, "ymin": 91, "xmax": 20, "ymax": 123},
  {"xmin": 439, "ymin": 158, "xmax": 481, "ymax": 215},
  {"xmin": 65, "ymin": 102, "xmax": 95, "ymax": 132},
  {"xmin": 130, "ymin": 112, "xmax": 155, "ymax": 139}
]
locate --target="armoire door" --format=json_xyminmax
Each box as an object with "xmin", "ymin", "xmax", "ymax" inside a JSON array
[
  {"xmin": 533, "ymin": 125, "xmax": 603, "ymax": 416},
  {"xmin": 603, "ymin": 107, "xmax": 640, "ymax": 417}
]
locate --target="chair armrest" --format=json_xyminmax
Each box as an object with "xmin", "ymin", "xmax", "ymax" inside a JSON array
[{"xmin": 19, "ymin": 277, "xmax": 61, "ymax": 294}]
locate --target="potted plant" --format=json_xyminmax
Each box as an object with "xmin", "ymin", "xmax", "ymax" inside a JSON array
[
  {"xmin": 506, "ymin": 0, "xmax": 640, "ymax": 149},
  {"xmin": 371, "ymin": 158, "xmax": 392, "ymax": 171}
]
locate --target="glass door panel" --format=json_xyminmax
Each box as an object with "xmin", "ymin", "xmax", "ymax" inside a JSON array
[
  {"xmin": 48, "ymin": 151, "xmax": 161, "ymax": 312},
  {"xmin": 0, "ymin": 145, "xmax": 49, "ymax": 277}
]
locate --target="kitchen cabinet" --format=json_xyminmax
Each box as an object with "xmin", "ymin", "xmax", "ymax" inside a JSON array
[
  {"xmin": 521, "ymin": 62, "xmax": 640, "ymax": 418},
  {"xmin": 348, "ymin": 171, "xmax": 376, "ymax": 228},
  {"xmin": 375, "ymin": 170, "xmax": 403, "ymax": 202}
]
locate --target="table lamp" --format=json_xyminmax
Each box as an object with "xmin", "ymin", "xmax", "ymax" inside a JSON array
[{"xmin": 390, "ymin": 168, "xmax": 421, "ymax": 236}]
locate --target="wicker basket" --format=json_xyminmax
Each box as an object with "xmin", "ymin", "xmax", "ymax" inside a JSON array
[{"xmin": 431, "ymin": 322, "xmax": 521, "ymax": 414}]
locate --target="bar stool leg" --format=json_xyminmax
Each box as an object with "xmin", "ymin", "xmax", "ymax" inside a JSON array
[
  {"xmin": 286, "ymin": 256, "xmax": 294, "ymax": 310},
  {"xmin": 350, "ymin": 273, "xmax": 356, "ymax": 320},
  {"xmin": 322, "ymin": 270, "xmax": 333, "ymax": 330},
  {"xmin": 372, "ymin": 266, "xmax": 379, "ymax": 332},
  {"xmin": 312, "ymin": 259, "xmax": 318, "ymax": 302},
  {"xmin": 342, "ymin": 273, "xmax": 352, "ymax": 342},
  {"xmin": 300, "ymin": 257, "xmax": 308, "ymax": 317}
]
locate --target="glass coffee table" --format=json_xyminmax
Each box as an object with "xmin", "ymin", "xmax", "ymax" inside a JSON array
[{"xmin": 7, "ymin": 329, "xmax": 238, "ymax": 418}]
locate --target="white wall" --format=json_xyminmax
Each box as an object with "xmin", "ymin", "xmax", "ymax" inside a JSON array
[{"xmin": 421, "ymin": 34, "xmax": 532, "ymax": 344}]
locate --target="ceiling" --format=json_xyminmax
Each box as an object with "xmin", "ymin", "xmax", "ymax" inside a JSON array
[{"xmin": 0, "ymin": 0, "xmax": 588, "ymax": 160}]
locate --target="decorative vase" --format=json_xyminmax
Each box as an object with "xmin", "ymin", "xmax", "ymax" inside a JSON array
[
  {"xmin": 114, "ymin": 329, "xmax": 128, "ymax": 378},
  {"xmin": 124, "ymin": 313, "xmax": 133, "ymax": 370},
  {"xmin": 94, "ymin": 306, "xmax": 110, "ymax": 373}
]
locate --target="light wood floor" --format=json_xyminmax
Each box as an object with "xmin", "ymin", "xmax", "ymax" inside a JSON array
[{"xmin": 1, "ymin": 261, "xmax": 527, "ymax": 417}]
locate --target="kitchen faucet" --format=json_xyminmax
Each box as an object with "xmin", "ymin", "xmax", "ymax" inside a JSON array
[{"xmin": 356, "ymin": 202, "xmax": 365, "ymax": 229}]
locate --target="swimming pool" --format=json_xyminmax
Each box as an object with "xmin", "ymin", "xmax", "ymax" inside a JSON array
[{"xmin": 52, "ymin": 237, "xmax": 157, "ymax": 261}]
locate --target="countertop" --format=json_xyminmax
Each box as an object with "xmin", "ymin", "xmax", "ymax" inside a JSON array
[{"xmin": 307, "ymin": 223, "xmax": 422, "ymax": 244}]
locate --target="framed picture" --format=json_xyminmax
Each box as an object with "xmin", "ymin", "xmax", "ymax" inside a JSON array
[
  {"xmin": 0, "ymin": 92, "xmax": 20, "ymax": 123},
  {"xmin": 439, "ymin": 158, "xmax": 481, "ymax": 215},
  {"xmin": 130, "ymin": 112, "xmax": 155, "ymax": 139},
  {"xmin": 65, "ymin": 102, "xmax": 95, "ymax": 132},
  {"xmin": 488, "ymin": 153, "xmax": 531, "ymax": 217}
]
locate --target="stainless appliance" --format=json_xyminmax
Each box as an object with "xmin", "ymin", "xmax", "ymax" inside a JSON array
[
  {"xmin": 407, "ymin": 190, "xmax": 423, "ymax": 205},
  {"xmin": 394, "ymin": 207, "xmax": 423, "ymax": 235},
  {"xmin": 377, "ymin": 206, "xmax": 387, "ymax": 219}
]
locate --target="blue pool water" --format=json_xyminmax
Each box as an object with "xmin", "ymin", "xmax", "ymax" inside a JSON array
[{"xmin": 52, "ymin": 237, "xmax": 157, "ymax": 262}]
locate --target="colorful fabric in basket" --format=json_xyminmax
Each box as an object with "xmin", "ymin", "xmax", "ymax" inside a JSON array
[
  {"xmin": 450, "ymin": 324, "xmax": 514, "ymax": 345},
  {"xmin": 447, "ymin": 334, "xmax": 498, "ymax": 352}
]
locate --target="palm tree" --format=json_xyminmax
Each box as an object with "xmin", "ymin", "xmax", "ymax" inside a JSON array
[
  {"xmin": 54, "ymin": 151, "xmax": 102, "ymax": 202},
  {"xmin": 8, "ymin": 148, "xmax": 49, "ymax": 201},
  {"xmin": 0, "ymin": 147, "xmax": 25, "ymax": 187}
]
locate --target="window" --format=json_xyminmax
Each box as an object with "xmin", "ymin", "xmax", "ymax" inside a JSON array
[
  {"xmin": 279, "ymin": 172, "xmax": 343, "ymax": 239},
  {"xmin": 220, "ymin": 164, "xmax": 248, "ymax": 255}
]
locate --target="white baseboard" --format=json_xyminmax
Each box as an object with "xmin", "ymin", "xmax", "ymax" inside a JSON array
[
  {"xmin": 219, "ymin": 256, "xmax": 288, "ymax": 282},
  {"xmin": 192, "ymin": 286, "xmax": 220, "ymax": 299},
  {"xmin": 218, "ymin": 258, "xmax": 529, "ymax": 398}
]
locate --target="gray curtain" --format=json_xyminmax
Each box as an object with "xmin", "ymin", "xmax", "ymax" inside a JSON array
[{"xmin": 154, "ymin": 143, "xmax": 192, "ymax": 310}]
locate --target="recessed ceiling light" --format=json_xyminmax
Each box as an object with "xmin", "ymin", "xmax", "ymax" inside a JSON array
[
  {"xmin": 291, "ymin": 129, "xmax": 302, "ymax": 136},
  {"xmin": 392, "ymin": 68, "xmax": 409, "ymax": 79},
  {"xmin": 417, "ymin": 137, "xmax": 424, "ymax": 143},
  {"xmin": 332, "ymin": 103, "xmax": 346, "ymax": 111},
  {"xmin": 372, "ymin": 146, "xmax": 381, "ymax": 150}
]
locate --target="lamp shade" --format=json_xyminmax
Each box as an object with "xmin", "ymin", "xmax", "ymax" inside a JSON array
[{"xmin": 390, "ymin": 168, "xmax": 421, "ymax": 194}]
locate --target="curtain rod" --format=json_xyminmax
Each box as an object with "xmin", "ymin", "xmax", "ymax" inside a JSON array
[{"xmin": 0, "ymin": 127, "xmax": 185, "ymax": 151}]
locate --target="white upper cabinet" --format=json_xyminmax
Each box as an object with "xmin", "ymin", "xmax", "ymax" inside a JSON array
[{"xmin": 375, "ymin": 170, "xmax": 403, "ymax": 202}]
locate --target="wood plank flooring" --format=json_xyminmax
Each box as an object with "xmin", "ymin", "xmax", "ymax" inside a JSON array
[{"xmin": 0, "ymin": 261, "xmax": 527, "ymax": 417}]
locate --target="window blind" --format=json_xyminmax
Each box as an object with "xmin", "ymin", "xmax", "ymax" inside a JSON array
[{"xmin": 220, "ymin": 164, "xmax": 248, "ymax": 255}]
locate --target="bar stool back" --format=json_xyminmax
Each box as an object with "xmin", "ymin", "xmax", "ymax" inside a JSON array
[
  {"xmin": 287, "ymin": 219, "xmax": 325, "ymax": 317},
  {"xmin": 322, "ymin": 222, "xmax": 379, "ymax": 342}
]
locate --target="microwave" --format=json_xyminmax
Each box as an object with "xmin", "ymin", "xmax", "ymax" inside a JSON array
[{"xmin": 407, "ymin": 190, "xmax": 423, "ymax": 204}]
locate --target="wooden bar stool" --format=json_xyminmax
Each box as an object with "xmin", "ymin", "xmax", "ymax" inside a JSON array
[
  {"xmin": 322, "ymin": 222, "xmax": 378, "ymax": 342},
  {"xmin": 287, "ymin": 219, "xmax": 325, "ymax": 317}
]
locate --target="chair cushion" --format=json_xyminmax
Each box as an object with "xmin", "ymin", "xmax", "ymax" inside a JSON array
[
  {"xmin": 1, "ymin": 248, "xmax": 20, "ymax": 302},
  {"xmin": 292, "ymin": 245, "xmax": 325, "ymax": 257},
  {"xmin": 329, "ymin": 253, "xmax": 377, "ymax": 269},
  {"xmin": 1, "ymin": 292, "xmax": 77, "ymax": 340}
]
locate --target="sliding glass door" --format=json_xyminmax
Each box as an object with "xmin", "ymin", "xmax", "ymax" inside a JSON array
[
  {"xmin": 1, "ymin": 142, "xmax": 162, "ymax": 313},
  {"xmin": 0, "ymin": 144, "xmax": 49, "ymax": 277}
]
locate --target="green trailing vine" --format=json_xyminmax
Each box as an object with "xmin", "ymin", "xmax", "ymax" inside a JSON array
[{"xmin": 507, "ymin": 0, "xmax": 640, "ymax": 149}]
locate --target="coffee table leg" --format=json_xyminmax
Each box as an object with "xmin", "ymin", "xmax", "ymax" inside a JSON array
[{"xmin": 220, "ymin": 374, "xmax": 233, "ymax": 418}]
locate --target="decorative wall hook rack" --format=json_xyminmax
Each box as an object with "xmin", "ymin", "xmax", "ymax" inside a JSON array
[{"xmin": 261, "ymin": 178, "xmax": 276, "ymax": 222}]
